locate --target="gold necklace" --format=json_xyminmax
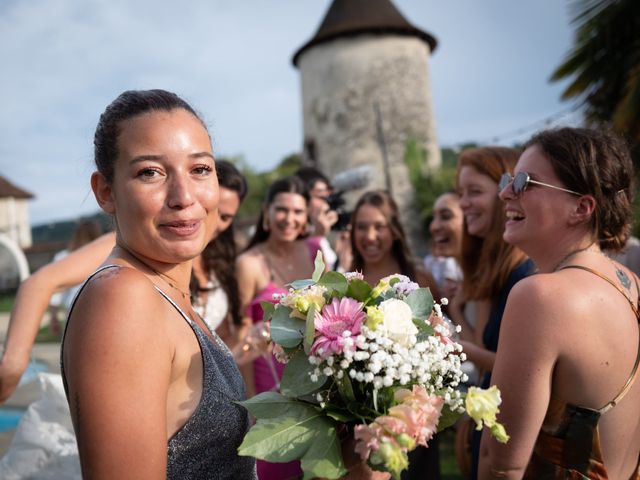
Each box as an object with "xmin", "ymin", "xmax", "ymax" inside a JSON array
[
  {"xmin": 149, "ymin": 267, "xmax": 191, "ymax": 300},
  {"xmin": 122, "ymin": 247, "xmax": 191, "ymax": 300}
]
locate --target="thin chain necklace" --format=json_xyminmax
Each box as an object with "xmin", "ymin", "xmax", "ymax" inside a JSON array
[
  {"xmin": 552, "ymin": 244, "xmax": 632, "ymax": 291},
  {"xmin": 551, "ymin": 244, "xmax": 598, "ymax": 272},
  {"xmin": 148, "ymin": 266, "xmax": 191, "ymax": 300},
  {"xmin": 123, "ymin": 247, "xmax": 191, "ymax": 300}
]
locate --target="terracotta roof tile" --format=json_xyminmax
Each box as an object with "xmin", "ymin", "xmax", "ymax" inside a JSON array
[{"xmin": 0, "ymin": 175, "xmax": 34, "ymax": 199}]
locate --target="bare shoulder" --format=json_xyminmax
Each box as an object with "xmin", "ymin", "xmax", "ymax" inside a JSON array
[
  {"xmin": 237, "ymin": 246, "xmax": 264, "ymax": 270},
  {"xmin": 503, "ymin": 272, "xmax": 587, "ymax": 337},
  {"xmin": 66, "ymin": 265, "xmax": 169, "ymax": 346}
]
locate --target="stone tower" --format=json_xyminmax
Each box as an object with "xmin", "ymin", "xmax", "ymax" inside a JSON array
[{"xmin": 293, "ymin": 0, "xmax": 440, "ymax": 255}]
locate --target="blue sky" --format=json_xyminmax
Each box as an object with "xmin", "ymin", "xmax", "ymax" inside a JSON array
[{"xmin": 0, "ymin": 0, "xmax": 581, "ymax": 226}]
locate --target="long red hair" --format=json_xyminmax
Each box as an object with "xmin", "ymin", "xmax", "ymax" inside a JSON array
[{"xmin": 456, "ymin": 147, "xmax": 528, "ymax": 300}]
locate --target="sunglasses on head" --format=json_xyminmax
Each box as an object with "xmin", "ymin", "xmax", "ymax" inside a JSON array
[{"xmin": 499, "ymin": 172, "xmax": 582, "ymax": 198}]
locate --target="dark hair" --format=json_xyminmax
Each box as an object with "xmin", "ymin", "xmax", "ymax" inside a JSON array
[
  {"xmin": 245, "ymin": 176, "xmax": 310, "ymax": 250},
  {"xmin": 295, "ymin": 166, "xmax": 332, "ymax": 191},
  {"xmin": 456, "ymin": 147, "xmax": 528, "ymax": 300},
  {"xmin": 525, "ymin": 127, "xmax": 635, "ymax": 252},
  {"xmin": 349, "ymin": 190, "xmax": 418, "ymax": 279},
  {"xmin": 191, "ymin": 160, "xmax": 247, "ymax": 326},
  {"xmin": 94, "ymin": 89, "xmax": 207, "ymax": 183}
]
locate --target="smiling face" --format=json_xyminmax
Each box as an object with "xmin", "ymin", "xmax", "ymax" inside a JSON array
[
  {"xmin": 265, "ymin": 192, "xmax": 308, "ymax": 242},
  {"xmin": 96, "ymin": 108, "xmax": 218, "ymax": 264},
  {"xmin": 500, "ymin": 144, "xmax": 576, "ymax": 251},
  {"xmin": 353, "ymin": 204, "xmax": 394, "ymax": 265},
  {"xmin": 458, "ymin": 165, "xmax": 500, "ymax": 239},
  {"xmin": 215, "ymin": 187, "xmax": 240, "ymax": 237},
  {"xmin": 429, "ymin": 192, "xmax": 463, "ymax": 257}
]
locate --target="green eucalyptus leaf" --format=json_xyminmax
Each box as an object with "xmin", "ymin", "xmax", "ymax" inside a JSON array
[
  {"xmin": 237, "ymin": 392, "xmax": 308, "ymax": 419},
  {"xmin": 260, "ymin": 301, "xmax": 275, "ymax": 323},
  {"xmin": 237, "ymin": 408, "xmax": 322, "ymax": 462},
  {"xmin": 312, "ymin": 251, "xmax": 325, "ymax": 282},
  {"xmin": 346, "ymin": 279, "xmax": 372, "ymax": 302},
  {"xmin": 303, "ymin": 304, "xmax": 317, "ymax": 355},
  {"xmin": 414, "ymin": 317, "xmax": 436, "ymax": 343},
  {"xmin": 437, "ymin": 404, "xmax": 462, "ymax": 432},
  {"xmin": 270, "ymin": 306, "xmax": 305, "ymax": 348},
  {"xmin": 318, "ymin": 271, "xmax": 348, "ymax": 296},
  {"xmin": 405, "ymin": 288, "xmax": 434, "ymax": 318},
  {"xmin": 281, "ymin": 349, "xmax": 326, "ymax": 397},
  {"xmin": 300, "ymin": 422, "xmax": 346, "ymax": 480},
  {"xmin": 290, "ymin": 279, "xmax": 316, "ymax": 290}
]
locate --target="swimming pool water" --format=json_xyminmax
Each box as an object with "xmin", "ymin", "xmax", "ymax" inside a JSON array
[{"xmin": 0, "ymin": 359, "xmax": 50, "ymax": 432}]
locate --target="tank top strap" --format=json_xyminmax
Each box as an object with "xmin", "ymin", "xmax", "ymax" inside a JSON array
[
  {"xmin": 153, "ymin": 285, "xmax": 195, "ymax": 326},
  {"xmin": 558, "ymin": 264, "xmax": 640, "ymax": 413}
]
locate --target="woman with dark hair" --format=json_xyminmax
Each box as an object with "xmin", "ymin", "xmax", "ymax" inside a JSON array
[
  {"xmin": 191, "ymin": 160, "xmax": 248, "ymax": 346},
  {"xmin": 446, "ymin": 146, "xmax": 535, "ymax": 479},
  {"xmin": 481, "ymin": 128, "xmax": 640, "ymax": 479},
  {"xmin": 61, "ymin": 89, "xmax": 255, "ymax": 477},
  {"xmin": 350, "ymin": 190, "xmax": 439, "ymax": 293},
  {"xmin": 0, "ymin": 160, "xmax": 250, "ymax": 404},
  {"xmin": 348, "ymin": 189, "xmax": 441, "ymax": 480},
  {"xmin": 236, "ymin": 175, "xmax": 321, "ymax": 480}
]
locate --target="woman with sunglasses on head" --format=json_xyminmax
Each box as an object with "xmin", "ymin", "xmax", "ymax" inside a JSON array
[
  {"xmin": 447, "ymin": 147, "xmax": 536, "ymax": 479},
  {"xmin": 480, "ymin": 128, "xmax": 640, "ymax": 479}
]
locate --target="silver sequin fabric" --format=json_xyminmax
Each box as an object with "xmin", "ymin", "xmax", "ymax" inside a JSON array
[{"xmin": 62, "ymin": 265, "xmax": 257, "ymax": 479}]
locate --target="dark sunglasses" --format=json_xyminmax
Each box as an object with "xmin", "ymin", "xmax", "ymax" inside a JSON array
[{"xmin": 499, "ymin": 172, "xmax": 582, "ymax": 198}]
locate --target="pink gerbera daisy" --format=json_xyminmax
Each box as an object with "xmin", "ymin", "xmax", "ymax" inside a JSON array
[{"xmin": 311, "ymin": 297, "xmax": 365, "ymax": 358}]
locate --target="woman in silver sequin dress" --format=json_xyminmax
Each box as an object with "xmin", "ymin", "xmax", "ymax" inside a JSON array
[{"xmin": 60, "ymin": 89, "xmax": 256, "ymax": 479}]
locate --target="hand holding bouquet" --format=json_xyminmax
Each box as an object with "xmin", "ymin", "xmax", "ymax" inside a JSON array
[{"xmin": 238, "ymin": 254, "xmax": 507, "ymax": 479}]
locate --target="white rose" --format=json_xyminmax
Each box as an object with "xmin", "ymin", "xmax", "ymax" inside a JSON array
[{"xmin": 378, "ymin": 298, "xmax": 418, "ymax": 347}]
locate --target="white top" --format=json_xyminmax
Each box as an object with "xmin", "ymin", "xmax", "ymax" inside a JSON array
[{"xmin": 192, "ymin": 272, "xmax": 229, "ymax": 332}]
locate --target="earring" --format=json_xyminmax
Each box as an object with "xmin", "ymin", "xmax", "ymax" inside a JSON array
[{"xmin": 262, "ymin": 217, "xmax": 270, "ymax": 232}]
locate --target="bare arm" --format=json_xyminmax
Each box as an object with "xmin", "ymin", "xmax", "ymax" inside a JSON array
[
  {"xmin": 478, "ymin": 278, "xmax": 557, "ymax": 479},
  {"xmin": 235, "ymin": 252, "xmax": 262, "ymax": 398},
  {"xmin": 64, "ymin": 267, "xmax": 171, "ymax": 479},
  {"xmin": 0, "ymin": 232, "xmax": 115, "ymax": 402}
]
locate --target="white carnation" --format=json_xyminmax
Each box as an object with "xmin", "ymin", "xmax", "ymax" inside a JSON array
[{"xmin": 378, "ymin": 298, "xmax": 418, "ymax": 347}]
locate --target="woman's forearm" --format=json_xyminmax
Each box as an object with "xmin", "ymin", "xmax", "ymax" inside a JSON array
[{"xmin": 0, "ymin": 273, "xmax": 58, "ymax": 401}]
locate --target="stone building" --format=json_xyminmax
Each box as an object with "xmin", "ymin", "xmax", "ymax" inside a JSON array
[
  {"xmin": 293, "ymin": 0, "xmax": 440, "ymax": 254},
  {"xmin": 0, "ymin": 175, "xmax": 33, "ymax": 290}
]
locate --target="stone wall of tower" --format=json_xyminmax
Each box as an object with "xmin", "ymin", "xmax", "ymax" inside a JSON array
[{"xmin": 298, "ymin": 34, "xmax": 440, "ymax": 255}]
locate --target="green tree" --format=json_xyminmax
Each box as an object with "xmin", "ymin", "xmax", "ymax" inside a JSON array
[
  {"xmin": 225, "ymin": 153, "xmax": 302, "ymax": 221},
  {"xmin": 403, "ymin": 138, "xmax": 458, "ymax": 240},
  {"xmin": 551, "ymin": 0, "xmax": 640, "ymax": 144}
]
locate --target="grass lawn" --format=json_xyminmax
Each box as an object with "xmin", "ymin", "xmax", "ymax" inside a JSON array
[
  {"xmin": 441, "ymin": 427, "xmax": 464, "ymax": 480},
  {"xmin": 0, "ymin": 294, "xmax": 14, "ymax": 313}
]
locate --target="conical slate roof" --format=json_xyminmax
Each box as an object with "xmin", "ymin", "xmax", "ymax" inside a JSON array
[
  {"xmin": 0, "ymin": 175, "xmax": 33, "ymax": 199},
  {"xmin": 292, "ymin": 0, "xmax": 437, "ymax": 66}
]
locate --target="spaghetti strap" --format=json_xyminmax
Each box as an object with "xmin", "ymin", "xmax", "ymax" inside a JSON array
[{"xmin": 558, "ymin": 264, "xmax": 640, "ymax": 413}]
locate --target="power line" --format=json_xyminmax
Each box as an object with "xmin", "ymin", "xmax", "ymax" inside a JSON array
[{"xmin": 447, "ymin": 104, "xmax": 583, "ymax": 149}]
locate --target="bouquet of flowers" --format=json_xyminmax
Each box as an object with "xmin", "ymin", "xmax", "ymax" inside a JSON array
[{"xmin": 238, "ymin": 255, "xmax": 508, "ymax": 479}]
